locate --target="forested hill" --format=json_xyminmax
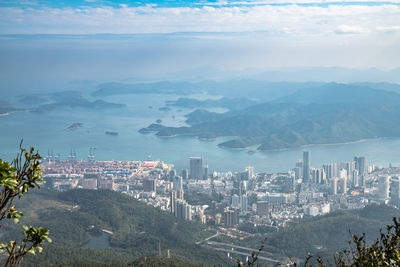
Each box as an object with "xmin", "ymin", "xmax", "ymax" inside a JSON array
[
  {"xmin": 263, "ymin": 204, "xmax": 400, "ymax": 260},
  {"xmin": 1, "ymin": 189, "xmax": 226, "ymax": 267},
  {"xmin": 140, "ymin": 83, "xmax": 400, "ymax": 150},
  {"xmin": 215, "ymin": 204, "xmax": 400, "ymax": 264}
]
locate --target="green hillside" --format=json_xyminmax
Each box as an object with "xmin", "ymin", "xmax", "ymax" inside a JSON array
[
  {"xmin": 264, "ymin": 205, "xmax": 400, "ymax": 259},
  {"xmin": 140, "ymin": 83, "xmax": 400, "ymax": 150},
  {"xmin": 212, "ymin": 204, "xmax": 400, "ymax": 263},
  {"xmin": 0, "ymin": 189, "xmax": 227, "ymax": 267}
]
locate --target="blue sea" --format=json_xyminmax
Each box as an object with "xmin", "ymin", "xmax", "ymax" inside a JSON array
[{"xmin": 1, "ymin": 93, "xmax": 400, "ymax": 173}]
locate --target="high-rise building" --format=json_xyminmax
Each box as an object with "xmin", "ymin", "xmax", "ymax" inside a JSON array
[
  {"xmin": 224, "ymin": 207, "xmax": 239, "ymax": 228},
  {"xmin": 176, "ymin": 189, "xmax": 184, "ymax": 200},
  {"xmin": 240, "ymin": 180, "xmax": 248, "ymax": 191},
  {"xmin": 143, "ymin": 179, "xmax": 156, "ymax": 192},
  {"xmin": 98, "ymin": 179, "xmax": 114, "ymax": 190},
  {"xmin": 189, "ymin": 157, "xmax": 203, "ymax": 180},
  {"xmin": 174, "ymin": 199, "xmax": 192, "ymax": 221},
  {"xmin": 352, "ymin": 170, "xmax": 359, "ymax": 188},
  {"xmin": 355, "ymin": 157, "xmax": 368, "ymax": 189},
  {"xmin": 241, "ymin": 194, "xmax": 248, "ymax": 212},
  {"xmin": 181, "ymin": 169, "xmax": 188, "ymax": 179},
  {"xmin": 169, "ymin": 191, "xmax": 176, "ymax": 213},
  {"xmin": 311, "ymin": 168, "xmax": 325, "ymax": 184},
  {"xmin": 390, "ymin": 177, "xmax": 400, "ymax": 206},
  {"xmin": 323, "ymin": 165, "xmax": 329, "ymax": 177},
  {"xmin": 80, "ymin": 178, "xmax": 98, "ymax": 190},
  {"xmin": 330, "ymin": 178, "xmax": 338, "ymax": 195},
  {"xmin": 339, "ymin": 169, "xmax": 347, "ymax": 180},
  {"xmin": 170, "ymin": 190, "xmax": 186, "ymax": 215},
  {"xmin": 215, "ymin": 213, "xmax": 222, "ymax": 225},
  {"xmin": 173, "ymin": 176, "xmax": 183, "ymax": 191},
  {"xmin": 354, "ymin": 156, "xmax": 367, "ymax": 177},
  {"xmin": 345, "ymin": 161, "xmax": 354, "ymax": 178},
  {"xmin": 198, "ymin": 210, "xmax": 206, "ymax": 224},
  {"xmin": 204, "ymin": 165, "xmax": 209, "ymax": 180},
  {"xmin": 377, "ymin": 175, "xmax": 390, "ymax": 200},
  {"xmin": 245, "ymin": 166, "xmax": 254, "ymax": 180},
  {"xmin": 311, "ymin": 168, "xmax": 317, "ymax": 183},
  {"xmin": 303, "ymin": 151, "xmax": 310, "ymax": 182},
  {"xmin": 169, "ymin": 169, "xmax": 176, "ymax": 181},
  {"xmin": 231, "ymin": 194, "xmax": 240, "ymax": 208},
  {"xmin": 293, "ymin": 167, "xmax": 302, "ymax": 180},
  {"xmin": 295, "ymin": 161, "xmax": 303, "ymax": 179},
  {"xmin": 339, "ymin": 177, "xmax": 347, "ymax": 194},
  {"xmin": 360, "ymin": 174, "xmax": 366, "ymax": 188},
  {"xmin": 286, "ymin": 176, "xmax": 295, "ymax": 192},
  {"xmin": 325, "ymin": 163, "xmax": 338, "ymax": 179},
  {"xmin": 320, "ymin": 168, "xmax": 327, "ymax": 184},
  {"xmin": 256, "ymin": 202, "xmax": 269, "ymax": 217},
  {"xmin": 338, "ymin": 169, "xmax": 347, "ymax": 194}
]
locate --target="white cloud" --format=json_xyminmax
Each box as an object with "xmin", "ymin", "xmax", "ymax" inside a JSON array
[
  {"xmin": 200, "ymin": 0, "xmax": 400, "ymax": 5},
  {"xmin": 376, "ymin": 26, "xmax": 400, "ymax": 33},
  {"xmin": 0, "ymin": 3, "xmax": 399, "ymax": 36},
  {"xmin": 334, "ymin": 25, "xmax": 370, "ymax": 34}
]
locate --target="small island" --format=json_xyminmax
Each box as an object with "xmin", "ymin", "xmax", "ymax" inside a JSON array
[
  {"xmin": 156, "ymin": 119, "xmax": 162, "ymax": 123},
  {"xmin": 66, "ymin": 123, "xmax": 84, "ymax": 131},
  {"xmin": 158, "ymin": 107, "xmax": 171, "ymax": 112}
]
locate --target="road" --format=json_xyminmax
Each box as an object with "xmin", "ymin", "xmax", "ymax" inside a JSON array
[
  {"xmin": 195, "ymin": 230, "xmax": 286, "ymax": 264},
  {"xmin": 195, "ymin": 230, "xmax": 220, "ymax": 245},
  {"xmin": 210, "ymin": 247, "xmax": 281, "ymax": 263},
  {"xmin": 207, "ymin": 241, "xmax": 264, "ymax": 252}
]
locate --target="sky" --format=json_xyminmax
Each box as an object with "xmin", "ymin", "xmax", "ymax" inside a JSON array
[
  {"xmin": 0, "ymin": 0, "xmax": 400, "ymax": 93},
  {"xmin": 1, "ymin": 0, "xmax": 399, "ymax": 35}
]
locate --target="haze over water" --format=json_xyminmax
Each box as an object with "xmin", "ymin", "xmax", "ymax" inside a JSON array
[
  {"xmin": 1, "ymin": 92, "xmax": 400, "ymax": 174},
  {"xmin": 1, "ymin": 0, "xmax": 400, "ymax": 174}
]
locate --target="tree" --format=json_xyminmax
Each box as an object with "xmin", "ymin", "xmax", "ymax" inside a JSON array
[
  {"xmin": 0, "ymin": 142, "xmax": 51, "ymax": 267},
  {"xmin": 317, "ymin": 217, "xmax": 400, "ymax": 266},
  {"xmin": 239, "ymin": 217, "xmax": 400, "ymax": 266},
  {"xmin": 236, "ymin": 237, "xmax": 267, "ymax": 267}
]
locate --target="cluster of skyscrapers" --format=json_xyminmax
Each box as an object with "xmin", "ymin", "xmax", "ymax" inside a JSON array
[
  {"xmin": 292, "ymin": 151, "xmax": 368, "ymax": 194},
  {"xmin": 165, "ymin": 157, "xmax": 210, "ymax": 221}
]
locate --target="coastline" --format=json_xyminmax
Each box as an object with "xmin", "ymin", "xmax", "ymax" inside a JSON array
[
  {"xmin": 0, "ymin": 112, "xmax": 11, "ymax": 117},
  {"xmin": 258, "ymin": 137, "xmax": 388, "ymax": 153},
  {"xmin": 145, "ymin": 128, "xmax": 390, "ymax": 153},
  {"xmin": 139, "ymin": 123, "xmax": 391, "ymax": 153}
]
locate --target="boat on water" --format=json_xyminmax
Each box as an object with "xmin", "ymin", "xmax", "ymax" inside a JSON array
[{"xmin": 105, "ymin": 131, "xmax": 119, "ymax": 136}]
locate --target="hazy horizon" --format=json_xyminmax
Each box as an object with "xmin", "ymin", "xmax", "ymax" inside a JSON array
[{"xmin": 1, "ymin": 0, "xmax": 400, "ymax": 96}]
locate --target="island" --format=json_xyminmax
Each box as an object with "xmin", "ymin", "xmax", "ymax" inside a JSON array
[
  {"xmin": 30, "ymin": 90, "xmax": 125, "ymax": 113},
  {"xmin": 0, "ymin": 101, "xmax": 18, "ymax": 117},
  {"xmin": 66, "ymin": 123, "xmax": 84, "ymax": 131},
  {"xmin": 139, "ymin": 83, "xmax": 400, "ymax": 151},
  {"xmin": 158, "ymin": 107, "xmax": 171, "ymax": 112}
]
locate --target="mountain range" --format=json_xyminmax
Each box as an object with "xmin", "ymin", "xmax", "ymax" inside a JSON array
[{"xmin": 140, "ymin": 83, "xmax": 400, "ymax": 150}]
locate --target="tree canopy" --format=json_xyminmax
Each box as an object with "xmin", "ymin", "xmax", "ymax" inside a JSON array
[{"xmin": 0, "ymin": 143, "xmax": 51, "ymax": 266}]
